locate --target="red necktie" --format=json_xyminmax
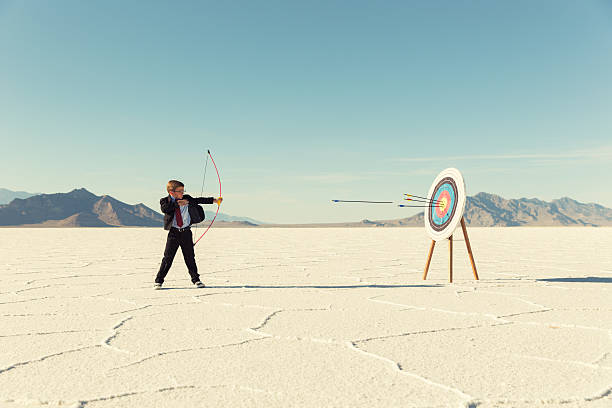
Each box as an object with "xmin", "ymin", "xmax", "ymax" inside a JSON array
[{"xmin": 175, "ymin": 207, "xmax": 183, "ymax": 227}]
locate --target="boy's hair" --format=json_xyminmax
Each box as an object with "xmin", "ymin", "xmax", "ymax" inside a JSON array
[{"xmin": 166, "ymin": 180, "xmax": 184, "ymax": 192}]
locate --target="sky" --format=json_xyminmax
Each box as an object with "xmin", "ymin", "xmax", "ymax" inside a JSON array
[{"xmin": 1, "ymin": 0, "xmax": 611, "ymax": 223}]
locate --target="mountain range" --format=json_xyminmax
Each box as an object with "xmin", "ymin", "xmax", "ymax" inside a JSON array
[
  {"xmin": 0, "ymin": 188, "xmax": 262, "ymax": 227},
  {"xmin": 1, "ymin": 189, "xmax": 611, "ymax": 227},
  {"xmin": 0, "ymin": 189, "xmax": 162, "ymax": 227},
  {"xmin": 464, "ymin": 192, "xmax": 612, "ymax": 227}
]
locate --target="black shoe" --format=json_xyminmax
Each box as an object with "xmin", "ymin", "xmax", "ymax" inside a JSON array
[{"xmin": 194, "ymin": 281, "xmax": 205, "ymax": 288}]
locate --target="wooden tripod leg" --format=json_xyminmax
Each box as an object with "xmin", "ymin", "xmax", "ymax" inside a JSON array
[
  {"xmin": 461, "ymin": 217, "xmax": 479, "ymax": 280},
  {"xmin": 449, "ymin": 235, "xmax": 453, "ymax": 283},
  {"xmin": 423, "ymin": 240, "xmax": 436, "ymax": 280}
]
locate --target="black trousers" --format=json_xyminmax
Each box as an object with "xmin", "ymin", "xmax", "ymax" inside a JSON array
[{"xmin": 155, "ymin": 227, "xmax": 200, "ymax": 284}]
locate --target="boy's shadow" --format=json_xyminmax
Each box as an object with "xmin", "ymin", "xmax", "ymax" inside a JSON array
[
  {"xmin": 537, "ymin": 277, "xmax": 612, "ymax": 283},
  {"xmin": 157, "ymin": 284, "xmax": 443, "ymax": 290}
]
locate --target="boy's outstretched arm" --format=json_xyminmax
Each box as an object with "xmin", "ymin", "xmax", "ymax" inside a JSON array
[{"xmin": 193, "ymin": 197, "xmax": 217, "ymax": 205}]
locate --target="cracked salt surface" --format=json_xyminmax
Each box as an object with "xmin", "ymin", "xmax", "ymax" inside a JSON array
[{"xmin": 0, "ymin": 227, "xmax": 611, "ymax": 407}]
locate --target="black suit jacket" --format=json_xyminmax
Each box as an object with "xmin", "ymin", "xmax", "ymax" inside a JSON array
[{"xmin": 160, "ymin": 194, "xmax": 214, "ymax": 230}]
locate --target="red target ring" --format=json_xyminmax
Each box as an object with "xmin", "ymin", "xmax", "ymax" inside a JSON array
[{"xmin": 435, "ymin": 190, "xmax": 451, "ymax": 218}]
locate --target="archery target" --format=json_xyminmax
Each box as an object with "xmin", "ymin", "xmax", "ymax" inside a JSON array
[{"xmin": 424, "ymin": 168, "xmax": 466, "ymax": 241}]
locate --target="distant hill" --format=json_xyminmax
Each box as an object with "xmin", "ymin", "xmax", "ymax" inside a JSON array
[
  {"xmin": 204, "ymin": 211, "xmax": 264, "ymax": 225},
  {"xmin": 0, "ymin": 188, "xmax": 38, "ymax": 204},
  {"xmin": 0, "ymin": 188, "xmax": 162, "ymax": 227}
]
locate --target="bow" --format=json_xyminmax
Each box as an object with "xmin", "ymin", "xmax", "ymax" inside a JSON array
[{"xmin": 194, "ymin": 149, "xmax": 221, "ymax": 246}]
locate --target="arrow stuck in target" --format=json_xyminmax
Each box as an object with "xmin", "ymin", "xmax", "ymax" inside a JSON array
[
  {"xmin": 331, "ymin": 198, "xmax": 441, "ymax": 208},
  {"xmin": 331, "ymin": 200, "xmax": 395, "ymax": 204},
  {"xmin": 398, "ymin": 204, "xmax": 441, "ymax": 208}
]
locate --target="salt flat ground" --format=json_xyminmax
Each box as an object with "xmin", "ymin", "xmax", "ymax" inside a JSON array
[{"xmin": 0, "ymin": 228, "xmax": 611, "ymax": 408}]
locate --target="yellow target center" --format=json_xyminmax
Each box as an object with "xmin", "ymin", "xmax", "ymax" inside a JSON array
[{"xmin": 439, "ymin": 198, "xmax": 447, "ymax": 211}]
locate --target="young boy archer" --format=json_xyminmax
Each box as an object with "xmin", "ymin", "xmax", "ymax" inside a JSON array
[{"xmin": 154, "ymin": 180, "xmax": 222, "ymax": 289}]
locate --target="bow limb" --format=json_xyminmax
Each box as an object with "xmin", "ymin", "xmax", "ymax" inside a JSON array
[{"xmin": 194, "ymin": 150, "xmax": 221, "ymax": 246}]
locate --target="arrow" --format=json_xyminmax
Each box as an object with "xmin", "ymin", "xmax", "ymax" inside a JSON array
[{"xmin": 332, "ymin": 200, "xmax": 394, "ymax": 204}]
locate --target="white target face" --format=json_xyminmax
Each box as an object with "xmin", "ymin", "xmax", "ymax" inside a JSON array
[{"xmin": 424, "ymin": 168, "xmax": 466, "ymax": 241}]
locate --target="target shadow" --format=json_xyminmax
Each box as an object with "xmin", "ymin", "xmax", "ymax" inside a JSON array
[{"xmin": 537, "ymin": 277, "xmax": 612, "ymax": 284}]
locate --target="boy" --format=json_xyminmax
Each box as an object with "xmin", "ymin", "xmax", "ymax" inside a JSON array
[{"xmin": 154, "ymin": 180, "xmax": 222, "ymax": 289}]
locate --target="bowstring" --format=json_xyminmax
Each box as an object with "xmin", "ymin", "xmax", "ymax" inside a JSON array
[{"xmin": 193, "ymin": 151, "xmax": 209, "ymax": 237}]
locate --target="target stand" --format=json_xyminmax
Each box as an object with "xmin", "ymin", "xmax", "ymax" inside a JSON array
[{"xmin": 421, "ymin": 168, "xmax": 479, "ymax": 283}]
